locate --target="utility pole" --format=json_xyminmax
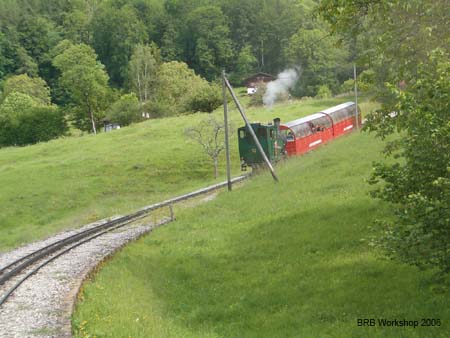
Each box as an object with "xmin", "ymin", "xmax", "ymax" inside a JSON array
[
  {"xmin": 354, "ymin": 63, "xmax": 359, "ymax": 130},
  {"xmin": 222, "ymin": 70, "xmax": 232, "ymax": 191},
  {"xmin": 223, "ymin": 75, "xmax": 278, "ymax": 182},
  {"xmin": 261, "ymin": 39, "xmax": 264, "ymax": 71}
]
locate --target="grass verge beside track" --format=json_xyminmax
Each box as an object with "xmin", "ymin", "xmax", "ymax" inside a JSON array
[
  {"xmin": 0, "ymin": 96, "xmax": 375, "ymax": 251},
  {"xmin": 73, "ymin": 130, "xmax": 450, "ymax": 337}
]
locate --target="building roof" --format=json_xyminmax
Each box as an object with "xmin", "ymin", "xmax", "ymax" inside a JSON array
[{"xmin": 244, "ymin": 72, "xmax": 275, "ymax": 86}]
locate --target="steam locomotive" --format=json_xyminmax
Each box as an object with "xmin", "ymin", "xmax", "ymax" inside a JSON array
[{"xmin": 238, "ymin": 102, "xmax": 361, "ymax": 170}]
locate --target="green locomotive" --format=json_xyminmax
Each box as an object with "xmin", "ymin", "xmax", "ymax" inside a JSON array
[{"xmin": 237, "ymin": 118, "xmax": 286, "ymax": 170}]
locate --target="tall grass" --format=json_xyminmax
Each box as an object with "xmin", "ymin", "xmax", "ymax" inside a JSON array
[
  {"xmin": 73, "ymin": 129, "xmax": 449, "ymax": 337},
  {"xmin": 0, "ymin": 96, "xmax": 373, "ymax": 251}
]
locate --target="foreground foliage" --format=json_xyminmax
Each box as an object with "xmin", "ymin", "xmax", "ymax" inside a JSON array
[
  {"xmin": 367, "ymin": 52, "xmax": 450, "ymax": 274},
  {"xmin": 320, "ymin": 0, "xmax": 450, "ymax": 275}
]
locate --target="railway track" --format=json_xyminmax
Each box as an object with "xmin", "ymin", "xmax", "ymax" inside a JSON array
[{"xmin": 0, "ymin": 175, "xmax": 248, "ymax": 307}]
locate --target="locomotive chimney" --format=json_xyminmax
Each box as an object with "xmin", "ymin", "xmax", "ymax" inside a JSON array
[{"xmin": 273, "ymin": 118, "xmax": 281, "ymax": 128}]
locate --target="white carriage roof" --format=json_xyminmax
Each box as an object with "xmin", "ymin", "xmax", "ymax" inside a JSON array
[
  {"xmin": 283, "ymin": 113, "xmax": 327, "ymax": 128},
  {"xmin": 319, "ymin": 102, "xmax": 355, "ymax": 115},
  {"xmin": 282, "ymin": 102, "xmax": 355, "ymax": 128}
]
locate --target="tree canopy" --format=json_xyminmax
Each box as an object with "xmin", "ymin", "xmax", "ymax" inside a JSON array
[
  {"xmin": 53, "ymin": 41, "xmax": 110, "ymax": 134},
  {"xmin": 318, "ymin": 0, "xmax": 450, "ymax": 275},
  {"xmin": 2, "ymin": 74, "xmax": 51, "ymax": 105}
]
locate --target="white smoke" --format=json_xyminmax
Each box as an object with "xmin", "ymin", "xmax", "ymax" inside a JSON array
[{"xmin": 263, "ymin": 68, "xmax": 300, "ymax": 107}]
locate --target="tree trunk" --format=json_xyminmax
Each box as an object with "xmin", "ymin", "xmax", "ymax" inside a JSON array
[
  {"xmin": 89, "ymin": 109, "xmax": 97, "ymax": 134},
  {"xmin": 213, "ymin": 157, "xmax": 218, "ymax": 179}
]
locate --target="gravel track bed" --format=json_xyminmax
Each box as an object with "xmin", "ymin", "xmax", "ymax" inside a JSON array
[{"xmin": 0, "ymin": 218, "xmax": 166, "ymax": 338}]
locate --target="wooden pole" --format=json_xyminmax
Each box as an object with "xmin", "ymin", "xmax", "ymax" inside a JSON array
[
  {"xmin": 222, "ymin": 70, "xmax": 232, "ymax": 191},
  {"xmin": 354, "ymin": 63, "xmax": 359, "ymax": 130},
  {"xmin": 169, "ymin": 204, "xmax": 174, "ymax": 221},
  {"xmin": 223, "ymin": 76, "xmax": 279, "ymax": 182}
]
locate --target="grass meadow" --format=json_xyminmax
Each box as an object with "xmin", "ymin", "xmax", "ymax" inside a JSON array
[
  {"xmin": 0, "ymin": 95, "xmax": 373, "ymax": 251},
  {"xmin": 72, "ymin": 129, "xmax": 450, "ymax": 337}
]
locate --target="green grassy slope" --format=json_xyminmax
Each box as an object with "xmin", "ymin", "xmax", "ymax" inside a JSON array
[
  {"xmin": 73, "ymin": 130, "xmax": 450, "ymax": 337},
  {"xmin": 0, "ymin": 96, "xmax": 373, "ymax": 251}
]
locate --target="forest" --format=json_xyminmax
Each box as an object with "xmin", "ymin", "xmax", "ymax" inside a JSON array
[{"xmin": 0, "ymin": 0, "xmax": 357, "ymax": 143}]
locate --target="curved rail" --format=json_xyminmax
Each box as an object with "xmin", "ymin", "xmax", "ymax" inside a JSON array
[{"xmin": 0, "ymin": 175, "xmax": 249, "ymax": 306}]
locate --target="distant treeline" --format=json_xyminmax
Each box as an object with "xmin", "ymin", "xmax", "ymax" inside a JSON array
[
  {"xmin": 0, "ymin": 0, "xmax": 353, "ymax": 93},
  {"xmin": 0, "ymin": 0, "xmax": 361, "ymax": 143}
]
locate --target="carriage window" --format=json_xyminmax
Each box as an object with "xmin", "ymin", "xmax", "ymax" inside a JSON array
[
  {"xmin": 239, "ymin": 130, "xmax": 246, "ymax": 139},
  {"xmin": 349, "ymin": 106, "xmax": 356, "ymax": 117},
  {"xmin": 310, "ymin": 117, "xmax": 331, "ymax": 132},
  {"xmin": 292, "ymin": 123, "xmax": 312, "ymax": 138},
  {"xmin": 330, "ymin": 111, "xmax": 340, "ymax": 123},
  {"xmin": 344, "ymin": 108, "xmax": 352, "ymax": 118},
  {"xmin": 269, "ymin": 129, "xmax": 274, "ymax": 138},
  {"xmin": 287, "ymin": 131, "xmax": 295, "ymax": 141}
]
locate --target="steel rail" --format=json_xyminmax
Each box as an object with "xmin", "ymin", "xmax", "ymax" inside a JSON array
[
  {"xmin": 0, "ymin": 215, "xmax": 136, "ymax": 286},
  {"xmin": 0, "ymin": 215, "xmax": 165, "ymax": 306},
  {"xmin": 0, "ymin": 174, "xmax": 248, "ymax": 307}
]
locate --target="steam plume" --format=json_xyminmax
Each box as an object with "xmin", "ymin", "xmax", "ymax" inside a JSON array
[{"xmin": 263, "ymin": 68, "xmax": 300, "ymax": 107}]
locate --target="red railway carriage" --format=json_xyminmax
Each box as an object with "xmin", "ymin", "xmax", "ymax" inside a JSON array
[{"xmin": 279, "ymin": 102, "xmax": 360, "ymax": 156}]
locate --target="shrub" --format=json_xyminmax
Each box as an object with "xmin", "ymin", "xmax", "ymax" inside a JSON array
[
  {"xmin": 0, "ymin": 92, "xmax": 67, "ymax": 147},
  {"xmin": 340, "ymin": 79, "xmax": 354, "ymax": 94},
  {"xmin": 1, "ymin": 74, "xmax": 51, "ymax": 105},
  {"xmin": 149, "ymin": 61, "xmax": 223, "ymax": 116},
  {"xmin": 106, "ymin": 93, "xmax": 141, "ymax": 126},
  {"xmin": 367, "ymin": 50, "xmax": 450, "ymax": 275},
  {"xmin": 188, "ymin": 83, "xmax": 222, "ymax": 113},
  {"xmin": 0, "ymin": 105, "xmax": 67, "ymax": 146},
  {"xmin": 315, "ymin": 84, "xmax": 332, "ymax": 99}
]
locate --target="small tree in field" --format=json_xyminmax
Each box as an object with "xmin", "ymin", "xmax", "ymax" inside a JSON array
[
  {"xmin": 185, "ymin": 116, "xmax": 232, "ymax": 179},
  {"xmin": 53, "ymin": 42, "xmax": 110, "ymax": 134}
]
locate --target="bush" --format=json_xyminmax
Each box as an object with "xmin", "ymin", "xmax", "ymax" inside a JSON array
[
  {"xmin": 106, "ymin": 93, "xmax": 141, "ymax": 126},
  {"xmin": 315, "ymin": 84, "xmax": 332, "ymax": 99},
  {"xmin": 151, "ymin": 61, "xmax": 222, "ymax": 116},
  {"xmin": 340, "ymin": 78, "xmax": 354, "ymax": 94},
  {"xmin": 0, "ymin": 92, "xmax": 67, "ymax": 147},
  {"xmin": 367, "ymin": 50, "xmax": 450, "ymax": 275},
  {"xmin": 0, "ymin": 105, "xmax": 67, "ymax": 146},
  {"xmin": 153, "ymin": 61, "xmax": 205, "ymax": 116},
  {"xmin": 188, "ymin": 83, "xmax": 222, "ymax": 113},
  {"xmin": 1, "ymin": 74, "xmax": 51, "ymax": 105}
]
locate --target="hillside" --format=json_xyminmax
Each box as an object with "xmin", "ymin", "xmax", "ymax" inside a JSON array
[
  {"xmin": 73, "ymin": 126, "xmax": 450, "ymax": 337},
  {"xmin": 0, "ymin": 96, "xmax": 374, "ymax": 251}
]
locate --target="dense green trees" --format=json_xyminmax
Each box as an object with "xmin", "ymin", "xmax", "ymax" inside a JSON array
[
  {"xmin": 91, "ymin": 4, "xmax": 147, "ymax": 86},
  {"xmin": 319, "ymin": 0, "xmax": 450, "ymax": 275},
  {"xmin": 0, "ymin": 0, "xmax": 353, "ymax": 92},
  {"xmin": 53, "ymin": 42, "xmax": 111, "ymax": 134},
  {"xmin": 106, "ymin": 93, "xmax": 141, "ymax": 126},
  {"xmin": 150, "ymin": 61, "xmax": 221, "ymax": 117},
  {"xmin": 2, "ymin": 74, "xmax": 51, "ymax": 105},
  {"xmin": 368, "ymin": 53, "xmax": 450, "ymax": 274},
  {"xmin": 285, "ymin": 28, "xmax": 349, "ymax": 96},
  {"xmin": 0, "ymin": 0, "xmax": 369, "ymax": 147},
  {"xmin": 186, "ymin": 6, "xmax": 233, "ymax": 80},
  {"xmin": 128, "ymin": 43, "xmax": 161, "ymax": 108},
  {"xmin": 0, "ymin": 92, "xmax": 66, "ymax": 146}
]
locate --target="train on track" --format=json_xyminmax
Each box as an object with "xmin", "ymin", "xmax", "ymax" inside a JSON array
[{"xmin": 238, "ymin": 102, "xmax": 361, "ymax": 170}]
